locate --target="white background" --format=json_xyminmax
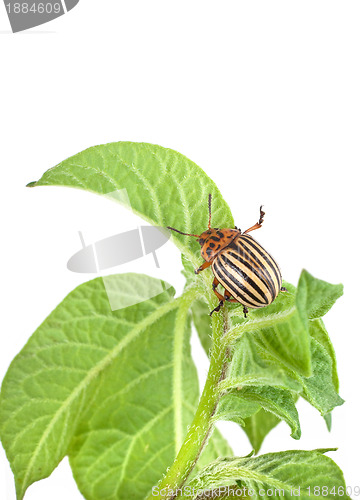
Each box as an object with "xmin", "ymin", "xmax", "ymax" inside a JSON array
[{"xmin": 1, "ymin": 1, "xmax": 361, "ymax": 498}]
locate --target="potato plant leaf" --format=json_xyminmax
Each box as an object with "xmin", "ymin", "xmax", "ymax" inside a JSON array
[
  {"xmin": 181, "ymin": 255, "xmax": 213, "ymax": 354},
  {"xmin": 296, "ymin": 270, "xmax": 343, "ymax": 320},
  {"xmin": 191, "ymin": 299, "xmax": 213, "ymax": 355},
  {"xmin": 214, "ymin": 386, "xmax": 300, "ymax": 440},
  {"xmin": 213, "ymin": 393, "xmax": 261, "ymax": 427},
  {"xmin": 187, "ymin": 449, "xmax": 350, "ymax": 500},
  {"xmin": 309, "ymin": 319, "xmax": 339, "ymax": 391},
  {"xmin": 226, "ymin": 280, "xmax": 311, "ymax": 378},
  {"xmin": 27, "ymin": 141, "xmax": 234, "ymax": 269},
  {"xmin": 242, "ymin": 410, "xmax": 281, "ymax": 454},
  {"xmin": 222, "ymin": 331, "xmax": 302, "ymax": 393},
  {"xmin": 0, "ymin": 275, "xmax": 229, "ymax": 500},
  {"xmin": 295, "ymin": 335, "xmax": 344, "ymax": 416}
]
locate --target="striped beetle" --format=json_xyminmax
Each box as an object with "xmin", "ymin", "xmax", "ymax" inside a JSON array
[{"xmin": 168, "ymin": 194, "xmax": 286, "ymax": 317}]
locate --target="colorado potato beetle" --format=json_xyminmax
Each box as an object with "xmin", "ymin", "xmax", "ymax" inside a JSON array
[{"xmin": 167, "ymin": 194, "xmax": 286, "ymax": 317}]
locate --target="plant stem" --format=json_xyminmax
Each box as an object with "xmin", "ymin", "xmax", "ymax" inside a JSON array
[{"xmin": 147, "ymin": 305, "xmax": 230, "ymax": 500}]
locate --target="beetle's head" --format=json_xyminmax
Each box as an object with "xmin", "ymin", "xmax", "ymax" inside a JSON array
[
  {"xmin": 197, "ymin": 228, "xmax": 222, "ymax": 247},
  {"xmin": 198, "ymin": 227, "xmax": 239, "ymax": 261},
  {"xmin": 167, "ymin": 194, "xmax": 238, "ymax": 261}
]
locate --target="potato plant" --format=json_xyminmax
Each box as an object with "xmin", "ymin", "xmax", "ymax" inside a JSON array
[{"xmin": 0, "ymin": 142, "xmax": 348, "ymax": 500}]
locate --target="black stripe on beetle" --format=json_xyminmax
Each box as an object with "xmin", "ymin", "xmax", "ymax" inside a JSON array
[
  {"xmin": 218, "ymin": 252, "xmax": 271, "ymax": 304},
  {"xmin": 226, "ymin": 248, "xmax": 277, "ymax": 301},
  {"xmin": 240, "ymin": 235, "xmax": 282, "ymax": 290},
  {"xmin": 227, "ymin": 239, "xmax": 278, "ymax": 300},
  {"xmin": 213, "ymin": 257, "xmax": 268, "ymax": 307}
]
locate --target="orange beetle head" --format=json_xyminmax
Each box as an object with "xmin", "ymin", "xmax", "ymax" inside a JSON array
[{"xmin": 198, "ymin": 228, "xmax": 239, "ymax": 261}]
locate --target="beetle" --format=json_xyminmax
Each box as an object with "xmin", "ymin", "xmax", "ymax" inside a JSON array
[{"xmin": 167, "ymin": 194, "xmax": 286, "ymax": 317}]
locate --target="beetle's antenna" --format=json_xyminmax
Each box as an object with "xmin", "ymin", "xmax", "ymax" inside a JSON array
[
  {"xmin": 167, "ymin": 226, "xmax": 200, "ymax": 238},
  {"xmin": 208, "ymin": 193, "xmax": 212, "ymax": 229}
]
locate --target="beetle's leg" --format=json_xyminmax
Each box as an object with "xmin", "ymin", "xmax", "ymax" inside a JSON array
[
  {"xmin": 209, "ymin": 278, "xmax": 225, "ymax": 315},
  {"xmin": 242, "ymin": 205, "xmax": 265, "ymax": 234},
  {"xmin": 212, "ymin": 277, "xmax": 225, "ymax": 301},
  {"xmin": 281, "ymin": 286, "xmax": 288, "ymax": 292},
  {"xmin": 210, "ymin": 285, "xmax": 242, "ymax": 315},
  {"xmin": 195, "ymin": 261, "xmax": 212, "ymax": 274},
  {"xmin": 209, "ymin": 301, "xmax": 224, "ymax": 316},
  {"xmin": 226, "ymin": 291, "xmax": 249, "ymax": 317},
  {"xmin": 224, "ymin": 290, "xmax": 239, "ymax": 303},
  {"xmin": 243, "ymin": 305, "xmax": 249, "ymax": 318}
]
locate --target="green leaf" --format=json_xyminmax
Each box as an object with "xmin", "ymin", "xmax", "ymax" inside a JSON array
[
  {"xmin": 182, "ymin": 254, "xmax": 213, "ymax": 354},
  {"xmin": 242, "ymin": 409, "xmax": 281, "ymax": 454},
  {"xmin": 296, "ymin": 270, "xmax": 343, "ymax": 320},
  {"xmin": 238, "ymin": 386, "xmax": 300, "ymax": 440},
  {"xmin": 215, "ymin": 387, "xmax": 300, "ymax": 440},
  {"xmin": 310, "ymin": 319, "xmax": 339, "ymax": 392},
  {"xmin": 0, "ymin": 275, "xmax": 226, "ymax": 500},
  {"xmin": 188, "ymin": 449, "xmax": 350, "ymax": 500},
  {"xmin": 222, "ymin": 331, "xmax": 302, "ymax": 392},
  {"xmin": 226, "ymin": 281, "xmax": 312, "ymax": 377},
  {"xmin": 323, "ymin": 413, "xmax": 332, "ymax": 432},
  {"xmin": 191, "ymin": 299, "xmax": 213, "ymax": 355},
  {"xmin": 213, "ymin": 393, "xmax": 261, "ymax": 427},
  {"xmin": 27, "ymin": 141, "xmax": 234, "ymax": 269},
  {"xmin": 226, "ymin": 322, "xmax": 343, "ymax": 419},
  {"xmin": 181, "ymin": 254, "xmax": 197, "ymax": 287},
  {"xmin": 227, "ymin": 323, "xmax": 343, "ymax": 450},
  {"xmin": 226, "ymin": 271, "xmax": 343, "ymax": 381},
  {"xmin": 296, "ymin": 336, "xmax": 344, "ymax": 416}
]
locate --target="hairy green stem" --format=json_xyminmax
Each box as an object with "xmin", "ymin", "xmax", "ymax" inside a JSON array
[{"xmin": 147, "ymin": 305, "xmax": 230, "ymax": 500}]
